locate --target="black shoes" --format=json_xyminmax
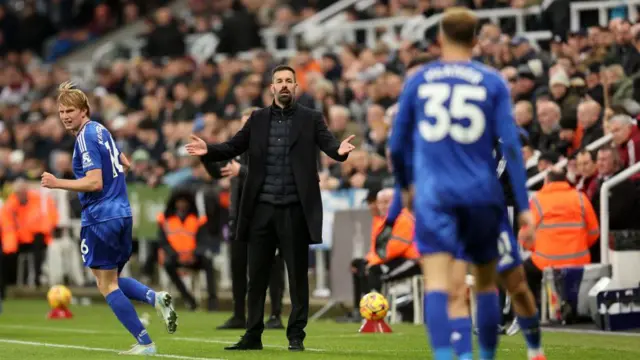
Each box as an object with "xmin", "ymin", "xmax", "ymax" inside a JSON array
[
  {"xmin": 288, "ymin": 338, "xmax": 305, "ymax": 352},
  {"xmin": 224, "ymin": 336, "xmax": 263, "ymax": 350},
  {"xmin": 217, "ymin": 316, "xmax": 246, "ymax": 330},
  {"xmin": 264, "ymin": 315, "xmax": 285, "ymax": 329}
]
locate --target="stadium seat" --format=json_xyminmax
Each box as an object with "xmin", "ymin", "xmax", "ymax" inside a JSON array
[
  {"xmin": 381, "ymin": 274, "xmax": 423, "ymax": 324},
  {"xmin": 540, "ymin": 264, "xmax": 611, "ymax": 325}
]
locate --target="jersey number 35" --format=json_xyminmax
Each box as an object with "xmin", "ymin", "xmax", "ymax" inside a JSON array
[{"xmin": 418, "ymin": 84, "xmax": 486, "ymax": 144}]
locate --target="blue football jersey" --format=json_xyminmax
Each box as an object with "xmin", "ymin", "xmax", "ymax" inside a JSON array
[
  {"xmin": 72, "ymin": 121, "xmax": 132, "ymax": 226},
  {"xmin": 390, "ymin": 60, "xmax": 529, "ymax": 213}
]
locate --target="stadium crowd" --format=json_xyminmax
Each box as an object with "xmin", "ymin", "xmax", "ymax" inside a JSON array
[{"xmin": 1, "ymin": 0, "xmax": 640, "ymax": 306}]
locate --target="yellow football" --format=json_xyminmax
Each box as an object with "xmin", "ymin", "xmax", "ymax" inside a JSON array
[{"xmin": 359, "ymin": 291, "xmax": 389, "ymax": 321}]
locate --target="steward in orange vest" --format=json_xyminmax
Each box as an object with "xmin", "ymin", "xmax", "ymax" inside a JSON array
[
  {"xmin": 519, "ymin": 169, "xmax": 599, "ymax": 306},
  {"xmin": 1, "ymin": 179, "xmax": 58, "ymax": 287},
  {"xmin": 354, "ymin": 188, "xmax": 421, "ymax": 301},
  {"xmin": 157, "ymin": 189, "xmax": 216, "ymax": 311}
]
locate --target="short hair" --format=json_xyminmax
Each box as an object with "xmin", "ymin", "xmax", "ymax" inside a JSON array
[
  {"xmin": 546, "ymin": 168, "xmax": 567, "ymax": 183},
  {"xmin": 57, "ymin": 81, "xmax": 91, "ymax": 117},
  {"xmin": 440, "ymin": 7, "xmax": 479, "ymax": 47},
  {"xmin": 577, "ymin": 149, "xmax": 597, "ymax": 162},
  {"xmin": 609, "ymin": 113, "xmax": 634, "ymax": 127},
  {"xmin": 271, "ymin": 65, "xmax": 296, "ymax": 83}
]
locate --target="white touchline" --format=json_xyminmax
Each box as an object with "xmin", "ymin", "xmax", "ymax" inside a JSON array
[
  {"xmin": 172, "ymin": 337, "xmax": 325, "ymax": 352},
  {"xmin": 0, "ymin": 339, "xmax": 226, "ymax": 360}
]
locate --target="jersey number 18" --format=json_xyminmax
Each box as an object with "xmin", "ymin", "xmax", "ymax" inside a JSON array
[
  {"xmin": 418, "ymin": 83, "xmax": 487, "ymax": 144},
  {"xmin": 104, "ymin": 138, "xmax": 124, "ymax": 178}
]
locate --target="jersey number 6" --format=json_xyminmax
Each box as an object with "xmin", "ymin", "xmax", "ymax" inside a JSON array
[
  {"xmin": 418, "ymin": 83, "xmax": 486, "ymax": 144},
  {"xmin": 104, "ymin": 138, "xmax": 124, "ymax": 178}
]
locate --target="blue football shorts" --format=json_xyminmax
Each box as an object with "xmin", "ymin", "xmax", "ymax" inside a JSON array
[
  {"xmin": 451, "ymin": 206, "xmax": 523, "ymax": 272},
  {"xmin": 415, "ymin": 204, "xmax": 502, "ymax": 265},
  {"xmin": 80, "ymin": 217, "xmax": 133, "ymax": 273}
]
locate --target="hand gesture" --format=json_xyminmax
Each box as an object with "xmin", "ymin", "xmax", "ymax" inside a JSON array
[
  {"xmin": 41, "ymin": 172, "xmax": 58, "ymax": 189},
  {"xmin": 221, "ymin": 160, "xmax": 241, "ymax": 178},
  {"xmin": 517, "ymin": 210, "xmax": 535, "ymax": 248},
  {"xmin": 338, "ymin": 135, "xmax": 356, "ymax": 156},
  {"xmin": 185, "ymin": 135, "xmax": 208, "ymax": 156}
]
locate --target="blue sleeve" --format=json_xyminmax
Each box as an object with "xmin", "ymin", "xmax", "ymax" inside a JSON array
[
  {"xmin": 79, "ymin": 129, "xmax": 102, "ymax": 175},
  {"xmin": 389, "ymin": 77, "xmax": 418, "ymax": 190},
  {"xmin": 386, "ymin": 184, "xmax": 403, "ymax": 225},
  {"xmin": 493, "ymin": 77, "xmax": 529, "ymax": 212}
]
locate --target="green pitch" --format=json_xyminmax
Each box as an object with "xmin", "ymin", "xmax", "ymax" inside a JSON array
[{"xmin": 0, "ymin": 299, "xmax": 638, "ymax": 359}]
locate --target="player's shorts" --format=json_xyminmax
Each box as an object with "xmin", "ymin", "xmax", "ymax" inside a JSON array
[
  {"xmin": 80, "ymin": 217, "xmax": 133, "ymax": 273},
  {"xmin": 453, "ymin": 207, "xmax": 522, "ymax": 272},
  {"xmin": 415, "ymin": 204, "xmax": 502, "ymax": 265}
]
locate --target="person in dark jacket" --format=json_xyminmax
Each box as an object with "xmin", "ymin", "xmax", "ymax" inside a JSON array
[
  {"xmin": 186, "ymin": 65, "xmax": 355, "ymax": 351},
  {"xmin": 202, "ymin": 107, "xmax": 286, "ymax": 330},
  {"xmin": 158, "ymin": 189, "xmax": 216, "ymax": 311}
]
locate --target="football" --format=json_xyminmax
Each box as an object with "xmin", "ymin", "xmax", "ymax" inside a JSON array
[
  {"xmin": 47, "ymin": 285, "xmax": 72, "ymax": 309},
  {"xmin": 359, "ymin": 291, "xmax": 389, "ymax": 321}
]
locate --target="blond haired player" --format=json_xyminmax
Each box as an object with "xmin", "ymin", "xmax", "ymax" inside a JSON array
[{"xmin": 41, "ymin": 82, "xmax": 177, "ymax": 355}]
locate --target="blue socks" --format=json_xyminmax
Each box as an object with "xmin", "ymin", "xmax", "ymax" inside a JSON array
[
  {"xmin": 106, "ymin": 289, "xmax": 152, "ymax": 345},
  {"xmin": 424, "ymin": 291, "xmax": 454, "ymax": 360},
  {"xmin": 118, "ymin": 277, "xmax": 156, "ymax": 306},
  {"xmin": 517, "ymin": 314, "xmax": 542, "ymax": 350},
  {"xmin": 476, "ymin": 292, "xmax": 500, "ymax": 360},
  {"xmin": 450, "ymin": 317, "xmax": 473, "ymax": 359}
]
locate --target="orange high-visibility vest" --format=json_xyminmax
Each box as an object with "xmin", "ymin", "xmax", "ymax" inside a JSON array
[
  {"xmin": 524, "ymin": 181, "xmax": 599, "ymax": 270},
  {"xmin": 157, "ymin": 213, "xmax": 208, "ymax": 253},
  {"xmin": 1, "ymin": 190, "xmax": 58, "ymax": 251},
  {"xmin": 367, "ymin": 209, "xmax": 419, "ymax": 266}
]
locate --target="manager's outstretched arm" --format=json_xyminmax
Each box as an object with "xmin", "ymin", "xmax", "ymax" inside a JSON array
[{"xmin": 185, "ymin": 115, "xmax": 252, "ymax": 161}]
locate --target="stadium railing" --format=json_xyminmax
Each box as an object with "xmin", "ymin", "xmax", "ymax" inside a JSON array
[
  {"xmin": 63, "ymin": 0, "xmax": 619, "ymax": 85},
  {"xmin": 570, "ymin": 0, "xmax": 640, "ymax": 32},
  {"xmin": 599, "ymin": 161, "xmax": 640, "ymax": 265},
  {"xmin": 526, "ymin": 134, "xmax": 614, "ymax": 190},
  {"xmin": 260, "ymin": 0, "xmax": 372, "ymax": 54}
]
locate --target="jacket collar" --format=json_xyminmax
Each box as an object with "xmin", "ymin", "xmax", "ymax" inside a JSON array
[{"xmin": 540, "ymin": 181, "xmax": 572, "ymax": 192}]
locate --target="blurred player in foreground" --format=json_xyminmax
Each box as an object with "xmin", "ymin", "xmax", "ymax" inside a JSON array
[
  {"xmin": 389, "ymin": 8, "xmax": 534, "ymax": 360},
  {"xmin": 41, "ymin": 82, "xmax": 178, "ymax": 355}
]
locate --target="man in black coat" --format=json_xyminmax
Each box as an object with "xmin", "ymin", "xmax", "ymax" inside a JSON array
[
  {"xmin": 201, "ymin": 107, "xmax": 286, "ymax": 330},
  {"xmin": 186, "ymin": 65, "xmax": 355, "ymax": 351}
]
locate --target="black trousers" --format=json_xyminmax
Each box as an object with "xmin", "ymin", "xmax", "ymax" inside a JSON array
[
  {"xmin": 17, "ymin": 233, "xmax": 47, "ymax": 287},
  {"xmin": 229, "ymin": 231, "xmax": 285, "ymax": 319},
  {"xmin": 246, "ymin": 203, "xmax": 310, "ymax": 341},
  {"xmin": 164, "ymin": 253, "xmax": 217, "ymax": 304},
  {"xmin": 523, "ymin": 257, "xmax": 543, "ymax": 308}
]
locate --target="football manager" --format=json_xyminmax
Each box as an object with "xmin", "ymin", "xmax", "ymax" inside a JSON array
[{"xmin": 185, "ymin": 64, "xmax": 356, "ymax": 351}]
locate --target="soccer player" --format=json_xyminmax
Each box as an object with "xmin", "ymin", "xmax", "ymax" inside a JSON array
[
  {"xmin": 389, "ymin": 8, "xmax": 534, "ymax": 360},
  {"xmin": 444, "ymin": 136, "xmax": 546, "ymax": 360},
  {"xmin": 41, "ymin": 82, "xmax": 178, "ymax": 355}
]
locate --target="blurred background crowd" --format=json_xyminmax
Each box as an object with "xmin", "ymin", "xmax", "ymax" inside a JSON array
[{"xmin": 1, "ymin": 0, "xmax": 640, "ymax": 309}]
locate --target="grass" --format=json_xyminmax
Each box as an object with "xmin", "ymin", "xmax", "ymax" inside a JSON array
[{"xmin": 0, "ymin": 299, "xmax": 638, "ymax": 359}]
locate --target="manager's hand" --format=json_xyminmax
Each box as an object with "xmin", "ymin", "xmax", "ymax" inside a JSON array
[
  {"xmin": 338, "ymin": 135, "xmax": 356, "ymax": 156},
  {"xmin": 185, "ymin": 135, "xmax": 208, "ymax": 156},
  {"xmin": 221, "ymin": 160, "xmax": 241, "ymax": 178}
]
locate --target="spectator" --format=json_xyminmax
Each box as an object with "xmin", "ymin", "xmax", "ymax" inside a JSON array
[
  {"xmin": 575, "ymin": 150, "xmax": 598, "ymax": 198},
  {"xmin": 536, "ymin": 100, "xmax": 568, "ymax": 156},
  {"xmin": 590, "ymin": 146, "xmax": 640, "ymax": 241},
  {"xmin": 609, "ymin": 113, "xmax": 640, "ymax": 168},
  {"xmin": 578, "ymin": 100, "xmax": 604, "ymax": 149}
]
